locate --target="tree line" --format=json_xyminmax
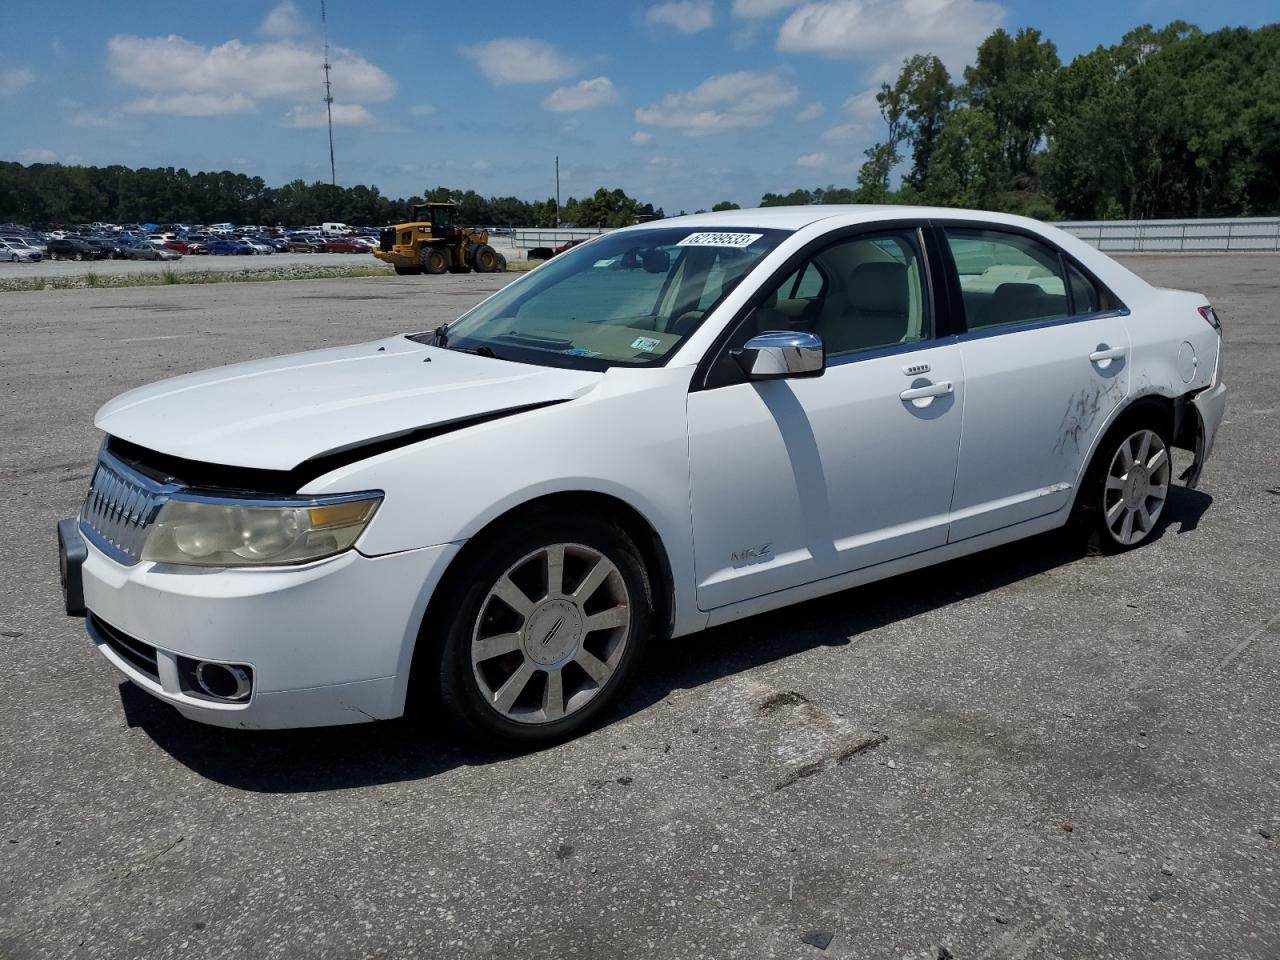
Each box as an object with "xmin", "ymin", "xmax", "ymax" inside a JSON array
[
  {"xmin": 0, "ymin": 162, "xmax": 667, "ymax": 229},
  {"xmin": 751, "ymin": 21, "xmax": 1279, "ymax": 220}
]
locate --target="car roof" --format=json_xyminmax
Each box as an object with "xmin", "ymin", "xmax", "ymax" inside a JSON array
[{"xmin": 627, "ymin": 204, "xmax": 1053, "ymax": 233}]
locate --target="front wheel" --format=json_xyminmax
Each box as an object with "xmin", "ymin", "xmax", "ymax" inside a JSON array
[
  {"xmin": 472, "ymin": 244, "xmax": 499, "ymax": 273},
  {"xmin": 433, "ymin": 515, "xmax": 652, "ymax": 747}
]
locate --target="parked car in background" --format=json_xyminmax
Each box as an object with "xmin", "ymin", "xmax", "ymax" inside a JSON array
[
  {"xmin": 207, "ymin": 238, "xmax": 253, "ymax": 255},
  {"xmin": 322, "ymin": 238, "xmax": 365, "ymax": 253},
  {"xmin": 162, "ymin": 239, "xmax": 207, "ymax": 255},
  {"xmin": 46, "ymin": 238, "xmax": 106, "ymax": 261},
  {"xmin": 239, "ymin": 237, "xmax": 275, "ymax": 255},
  {"xmin": 85, "ymin": 237, "xmax": 127, "ymax": 259},
  {"xmin": 123, "ymin": 241, "xmax": 182, "ymax": 261},
  {"xmin": 288, "ymin": 236, "xmax": 324, "ymax": 252},
  {"xmin": 258, "ymin": 236, "xmax": 290, "ymax": 253},
  {"xmin": 1, "ymin": 237, "xmax": 44, "ymax": 261},
  {"xmin": 1, "ymin": 239, "xmax": 43, "ymax": 262}
]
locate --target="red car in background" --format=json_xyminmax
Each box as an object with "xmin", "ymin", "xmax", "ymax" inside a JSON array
[
  {"xmin": 164, "ymin": 239, "xmax": 208, "ymax": 255},
  {"xmin": 322, "ymin": 239, "xmax": 365, "ymax": 253}
]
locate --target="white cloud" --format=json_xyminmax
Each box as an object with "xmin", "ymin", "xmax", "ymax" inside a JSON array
[
  {"xmin": 461, "ymin": 38, "xmax": 575, "ymax": 85},
  {"xmin": 409, "ymin": 103, "xmax": 437, "ymax": 116},
  {"xmin": 0, "ymin": 66, "xmax": 34, "ymax": 97},
  {"xmin": 259, "ymin": 2, "xmax": 310, "ymax": 39},
  {"xmin": 842, "ymin": 89, "xmax": 881, "ymax": 121},
  {"xmin": 107, "ymin": 34, "xmax": 394, "ymax": 122},
  {"xmin": 732, "ymin": 0, "xmax": 802, "ymax": 15},
  {"xmin": 822, "ymin": 122, "xmax": 863, "ymax": 142},
  {"xmin": 777, "ymin": 0, "xmax": 1005, "ymax": 72},
  {"xmin": 284, "ymin": 102, "xmax": 376, "ymax": 127},
  {"xmin": 646, "ymin": 0, "xmax": 715, "ymax": 33},
  {"xmin": 17, "ymin": 148, "xmax": 57, "ymax": 164},
  {"xmin": 69, "ymin": 109, "xmax": 123, "ymax": 129},
  {"xmin": 631, "ymin": 130, "xmax": 654, "ymax": 145},
  {"xmin": 797, "ymin": 151, "xmax": 829, "ymax": 167},
  {"xmin": 543, "ymin": 76, "xmax": 618, "ymax": 112},
  {"xmin": 797, "ymin": 101, "xmax": 824, "ymax": 121},
  {"xmin": 635, "ymin": 70, "xmax": 799, "ymax": 135},
  {"xmin": 126, "ymin": 92, "xmax": 256, "ymax": 117}
]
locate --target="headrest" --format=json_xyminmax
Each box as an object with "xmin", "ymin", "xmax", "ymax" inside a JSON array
[
  {"xmin": 850, "ymin": 261, "xmax": 909, "ymax": 314},
  {"xmin": 988, "ymin": 282, "xmax": 1044, "ymax": 326}
]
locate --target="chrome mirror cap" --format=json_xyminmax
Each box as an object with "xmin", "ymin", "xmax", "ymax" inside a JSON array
[{"xmin": 732, "ymin": 330, "xmax": 825, "ymax": 380}]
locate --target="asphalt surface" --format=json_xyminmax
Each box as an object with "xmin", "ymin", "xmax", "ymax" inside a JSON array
[{"xmin": 1, "ymin": 256, "xmax": 1277, "ymax": 959}]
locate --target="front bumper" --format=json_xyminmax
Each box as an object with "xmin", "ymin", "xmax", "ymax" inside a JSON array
[{"xmin": 61, "ymin": 523, "xmax": 457, "ymax": 729}]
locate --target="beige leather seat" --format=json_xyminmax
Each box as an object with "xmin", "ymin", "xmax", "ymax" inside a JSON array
[{"xmin": 815, "ymin": 261, "xmax": 909, "ymax": 355}]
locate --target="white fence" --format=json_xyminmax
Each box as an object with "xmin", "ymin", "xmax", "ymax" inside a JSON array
[
  {"xmin": 505, "ymin": 218, "xmax": 1280, "ymax": 254},
  {"xmin": 1055, "ymin": 217, "xmax": 1280, "ymax": 252}
]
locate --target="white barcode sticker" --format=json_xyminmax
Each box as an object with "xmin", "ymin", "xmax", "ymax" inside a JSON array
[{"xmin": 676, "ymin": 232, "xmax": 763, "ymax": 248}]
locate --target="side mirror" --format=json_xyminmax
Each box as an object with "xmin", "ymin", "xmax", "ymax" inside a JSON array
[{"xmin": 732, "ymin": 330, "xmax": 825, "ymax": 380}]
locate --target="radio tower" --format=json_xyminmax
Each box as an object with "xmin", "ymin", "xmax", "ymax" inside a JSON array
[{"xmin": 321, "ymin": 0, "xmax": 336, "ymax": 186}]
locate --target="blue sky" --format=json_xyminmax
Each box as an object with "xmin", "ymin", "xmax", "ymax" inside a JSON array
[{"xmin": 0, "ymin": 0, "xmax": 1274, "ymax": 214}]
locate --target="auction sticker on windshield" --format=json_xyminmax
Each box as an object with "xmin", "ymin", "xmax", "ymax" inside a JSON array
[{"xmin": 676, "ymin": 232, "xmax": 764, "ymax": 248}]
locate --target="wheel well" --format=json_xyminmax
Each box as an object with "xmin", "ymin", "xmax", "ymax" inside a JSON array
[
  {"xmin": 419, "ymin": 492, "xmax": 675, "ymax": 653},
  {"xmin": 1074, "ymin": 394, "xmax": 1175, "ymax": 517}
]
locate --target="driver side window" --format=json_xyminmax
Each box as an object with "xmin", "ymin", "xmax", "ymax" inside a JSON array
[{"xmin": 753, "ymin": 230, "xmax": 931, "ymax": 359}]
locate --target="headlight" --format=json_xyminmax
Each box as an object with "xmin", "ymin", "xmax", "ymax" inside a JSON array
[{"xmin": 140, "ymin": 493, "xmax": 382, "ymax": 567}]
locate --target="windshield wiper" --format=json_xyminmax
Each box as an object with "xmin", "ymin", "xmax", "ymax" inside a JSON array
[{"xmin": 430, "ymin": 323, "xmax": 449, "ymax": 348}]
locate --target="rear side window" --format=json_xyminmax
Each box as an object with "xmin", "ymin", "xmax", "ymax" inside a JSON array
[
  {"xmin": 944, "ymin": 228, "xmax": 1068, "ymax": 331},
  {"xmin": 1066, "ymin": 261, "xmax": 1102, "ymax": 314}
]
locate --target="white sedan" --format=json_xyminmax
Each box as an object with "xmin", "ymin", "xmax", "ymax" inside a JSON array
[{"xmin": 58, "ymin": 206, "xmax": 1226, "ymax": 745}]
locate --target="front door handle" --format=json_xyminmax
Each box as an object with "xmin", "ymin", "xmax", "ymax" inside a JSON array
[
  {"xmin": 899, "ymin": 381, "xmax": 953, "ymax": 402},
  {"xmin": 1089, "ymin": 346, "xmax": 1126, "ymax": 363}
]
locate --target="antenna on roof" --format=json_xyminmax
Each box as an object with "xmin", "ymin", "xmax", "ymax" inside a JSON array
[{"xmin": 321, "ymin": 0, "xmax": 336, "ymax": 187}]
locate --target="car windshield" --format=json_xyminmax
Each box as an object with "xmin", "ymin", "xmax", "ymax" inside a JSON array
[{"xmin": 416, "ymin": 226, "xmax": 788, "ymax": 370}]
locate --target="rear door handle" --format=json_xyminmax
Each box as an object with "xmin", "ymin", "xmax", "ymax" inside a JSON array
[
  {"xmin": 899, "ymin": 381, "xmax": 953, "ymax": 402},
  {"xmin": 1089, "ymin": 347, "xmax": 1126, "ymax": 363}
]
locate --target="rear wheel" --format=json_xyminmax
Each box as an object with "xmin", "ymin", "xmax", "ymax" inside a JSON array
[
  {"xmin": 473, "ymin": 244, "xmax": 499, "ymax": 273},
  {"xmin": 495, "ymin": 252, "xmax": 507, "ymax": 272},
  {"xmin": 1077, "ymin": 411, "xmax": 1173, "ymax": 552},
  {"xmin": 420, "ymin": 245, "xmax": 448, "ymax": 275},
  {"xmin": 74, "ymin": 252, "xmax": 83, "ymax": 261},
  {"xmin": 431, "ymin": 514, "xmax": 652, "ymax": 747}
]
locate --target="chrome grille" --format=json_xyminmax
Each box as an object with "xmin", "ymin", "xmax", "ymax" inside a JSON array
[{"xmin": 79, "ymin": 453, "xmax": 171, "ymax": 565}]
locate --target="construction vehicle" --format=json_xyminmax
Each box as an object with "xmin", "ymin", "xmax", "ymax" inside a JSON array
[{"xmin": 373, "ymin": 202, "xmax": 506, "ymax": 276}]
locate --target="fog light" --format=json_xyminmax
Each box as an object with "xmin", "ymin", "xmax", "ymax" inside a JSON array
[{"xmin": 194, "ymin": 661, "xmax": 252, "ymax": 701}]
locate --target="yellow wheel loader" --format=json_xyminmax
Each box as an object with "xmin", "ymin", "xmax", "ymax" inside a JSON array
[{"xmin": 372, "ymin": 202, "xmax": 506, "ymax": 276}]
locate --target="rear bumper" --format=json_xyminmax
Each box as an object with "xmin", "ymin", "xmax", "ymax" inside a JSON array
[{"xmin": 1183, "ymin": 379, "xmax": 1227, "ymax": 489}]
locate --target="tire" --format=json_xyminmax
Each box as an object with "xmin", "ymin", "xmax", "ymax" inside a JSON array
[
  {"xmin": 473, "ymin": 244, "xmax": 499, "ymax": 273},
  {"xmin": 1076, "ymin": 409, "xmax": 1174, "ymax": 553},
  {"xmin": 430, "ymin": 513, "xmax": 653, "ymax": 748},
  {"xmin": 8, "ymin": 254, "xmax": 16, "ymax": 263},
  {"xmin": 495, "ymin": 253, "xmax": 507, "ymax": 272},
  {"xmin": 74, "ymin": 252, "xmax": 83, "ymax": 262},
  {"xmin": 420, "ymin": 245, "xmax": 448, "ymax": 275}
]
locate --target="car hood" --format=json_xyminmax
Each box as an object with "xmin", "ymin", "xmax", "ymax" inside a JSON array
[{"xmin": 96, "ymin": 336, "xmax": 603, "ymax": 471}]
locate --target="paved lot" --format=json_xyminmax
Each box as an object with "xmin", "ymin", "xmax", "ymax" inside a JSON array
[{"xmin": 1, "ymin": 257, "xmax": 1277, "ymax": 959}]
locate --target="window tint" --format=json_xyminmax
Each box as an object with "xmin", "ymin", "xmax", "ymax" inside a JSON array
[
  {"xmin": 1066, "ymin": 261, "xmax": 1102, "ymax": 314},
  {"xmin": 753, "ymin": 230, "xmax": 930, "ymax": 359},
  {"xmin": 944, "ymin": 229, "xmax": 1068, "ymax": 330}
]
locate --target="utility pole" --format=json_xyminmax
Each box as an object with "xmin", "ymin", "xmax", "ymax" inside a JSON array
[
  {"xmin": 555, "ymin": 155, "xmax": 560, "ymax": 228},
  {"xmin": 321, "ymin": 0, "xmax": 336, "ymax": 186}
]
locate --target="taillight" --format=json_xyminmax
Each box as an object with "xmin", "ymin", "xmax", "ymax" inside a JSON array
[{"xmin": 1197, "ymin": 305, "xmax": 1221, "ymax": 331}]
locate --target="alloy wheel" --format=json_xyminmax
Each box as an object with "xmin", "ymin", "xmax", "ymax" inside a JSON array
[
  {"xmin": 1102, "ymin": 428, "xmax": 1171, "ymax": 546},
  {"xmin": 471, "ymin": 542, "xmax": 631, "ymax": 725}
]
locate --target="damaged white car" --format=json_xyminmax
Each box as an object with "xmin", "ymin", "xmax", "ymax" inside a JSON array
[{"xmin": 58, "ymin": 207, "xmax": 1226, "ymax": 745}]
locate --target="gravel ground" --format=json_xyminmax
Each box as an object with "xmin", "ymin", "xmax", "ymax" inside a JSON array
[{"xmin": 0, "ymin": 256, "xmax": 1277, "ymax": 959}]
